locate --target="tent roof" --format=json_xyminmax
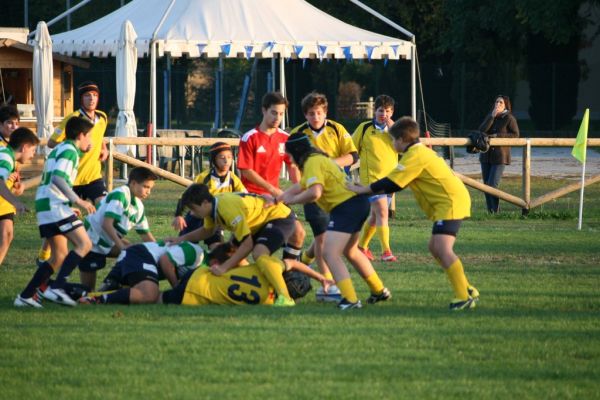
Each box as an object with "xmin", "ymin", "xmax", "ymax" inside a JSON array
[{"xmin": 50, "ymin": 0, "xmax": 413, "ymax": 60}]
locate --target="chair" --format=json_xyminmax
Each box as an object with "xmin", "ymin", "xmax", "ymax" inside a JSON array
[{"xmin": 157, "ymin": 130, "xmax": 186, "ymax": 175}]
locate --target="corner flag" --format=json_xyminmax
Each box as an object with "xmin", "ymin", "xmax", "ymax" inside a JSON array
[{"xmin": 572, "ymin": 109, "xmax": 589, "ymax": 163}]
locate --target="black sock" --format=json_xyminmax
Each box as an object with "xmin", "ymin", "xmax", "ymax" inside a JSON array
[
  {"xmin": 282, "ymin": 243, "xmax": 302, "ymax": 260},
  {"xmin": 52, "ymin": 251, "xmax": 83, "ymax": 289},
  {"xmin": 103, "ymin": 288, "xmax": 131, "ymax": 304},
  {"xmin": 21, "ymin": 262, "xmax": 54, "ymax": 298}
]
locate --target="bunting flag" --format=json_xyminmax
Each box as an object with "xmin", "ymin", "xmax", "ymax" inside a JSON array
[
  {"xmin": 265, "ymin": 41, "xmax": 275, "ymax": 52},
  {"xmin": 244, "ymin": 45, "xmax": 253, "ymax": 60},
  {"xmin": 220, "ymin": 43, "xmax": 231, "ymax": 56},
  {"xmin": 342, "ymin": 46, "xmax": 352, "ymax": 61},
  {"xmin": 390, "ymin": 45, "xmax": 399, "ymax": 58},
  {"xmin": 366, "ymin": 45, "xmax": 375, "ymax": 61},
  {"xmin": 196, "ymin": 44, "xmax": 206, "ymax": 55},
  {"xmin": 318, "ymin": 44, "xmax": 327, "ymax": 60},
  {"xmin": 293, "ymin": 45, "xmax": 303, "ymax": 57}
]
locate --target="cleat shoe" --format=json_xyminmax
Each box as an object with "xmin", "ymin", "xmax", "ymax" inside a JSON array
[
  {"xmin": 43, "ymin": 287, "xmax": 77, "ymax": 307},
  {"xmin": 14, "ymin": 294, "xmax": 43, "ymax": 308},
  {"xmin": 468, "ymin": 285, "xmax": 480, "ymax": 301},
  {"xmin": 366, "ymin": 287, "xmax": 392, "ymax": 304},
  {"xmin": 337, "ymin": 298, "xmax": 363, "ymax": 310},
  {"xmin": 78, "ymin": 296, "xmax": 101, "ymax": 305},
  {"xmin": 273, "ymin": 295, "xmax": 295, "ymax": 307},
  {"xmin": 315, "ymin": 285, "xmax": 342, "ymax": 303},
  {"xmin": 449, "ymin": 297, "xmax": 476, "ymax": 311},
  {"xmin": 380, "ymin": 251, "xmax": 397, "ymax": 262},
  {"xmin": 358, "ymin": 246, "xmax": 375, "ymax": 261}
]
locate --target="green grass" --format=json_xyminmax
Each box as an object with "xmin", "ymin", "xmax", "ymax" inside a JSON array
[{"xmin": 1, "ymin": 177, "xmax": 599, "ymax": 399}]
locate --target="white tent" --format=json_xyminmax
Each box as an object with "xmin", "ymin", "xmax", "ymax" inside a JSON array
[
  {"xmin": 32, "ymin": 21, "xmax": 53, "ymax": 153},
  {"xmin": 51, "ymin": 0, "xmax": 416, "ymax": 161},
  {"xmin": 115, "ymin": 20, "xmax": 138, "ymax": 158}
]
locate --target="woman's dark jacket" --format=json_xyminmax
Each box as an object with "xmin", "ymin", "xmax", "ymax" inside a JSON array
[{"xmin": 478, "ymin": 111, "xmax": 520, "ymax": 165}]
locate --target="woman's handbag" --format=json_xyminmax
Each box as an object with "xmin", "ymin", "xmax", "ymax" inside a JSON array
[{"xmin": 466, "ymin": 131, "xmax": 490, "ymax": 153}]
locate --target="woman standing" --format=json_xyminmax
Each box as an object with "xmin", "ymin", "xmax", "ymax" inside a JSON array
[{"xmin": 478, "ymin": 95, "xmax": 520, "ymax": 213}]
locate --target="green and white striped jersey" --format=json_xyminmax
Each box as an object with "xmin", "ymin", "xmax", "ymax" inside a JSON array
[{"xmin": 35, "ymin": 140, "xmax": 81, "ymax": 225}]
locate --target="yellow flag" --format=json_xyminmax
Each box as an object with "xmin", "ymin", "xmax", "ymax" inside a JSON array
[{"xmin": 572, "ymin": 109, "xmax": 589, "ymax": 164}]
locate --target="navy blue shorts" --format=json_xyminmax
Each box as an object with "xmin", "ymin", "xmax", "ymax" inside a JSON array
[
  {"xmin": 303, "ymin": 202, "xmax": 329, "ymax": 237},
  {"xmin": 79, "ymin": 251, "xmax": 107, "ymax": 272},
  {"xmin": 161, "ymin": 270, "xmax": 194, "ymax": 305},
  {"xmin": 253, "ymin": 212, "xmax": 296, "ymax": 254},
  {"xmin": 327, "ymin": 195, "xmax": 370, "ymax": 234},
  {"xmin": 431, "ymin": 219, "xmax": 462, "ymax": 237},
  {"xmin": 117, "ymin": 245, "xmax": 160, "ymax": 286},
  {"xmin": 38, "ymin": 214, "xmax": 83, "ymax": 238},
  {"xmin": 73, "ymin": 179, "xmax": 108, "ymax": 203},
  {"xmin": 179, "ymin": 212, "xmax": 223, "ymax": 246}
]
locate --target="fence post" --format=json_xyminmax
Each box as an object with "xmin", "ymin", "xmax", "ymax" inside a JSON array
[
  {"xmin": 367, "ymin": 97, "xmax": 374, "ymax": 119},
  {"xmin": 522, "ymin": 138, "xmax": 531, "ymax": 215},
  {"xmin": 107, "ymin": 138, "xmax": 114, "ymax": 192}
]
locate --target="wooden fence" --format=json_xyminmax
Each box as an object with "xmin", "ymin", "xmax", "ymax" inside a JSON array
[{"xmin": 25, "ymin": 136, "xmax": 600, "ymax": 213}]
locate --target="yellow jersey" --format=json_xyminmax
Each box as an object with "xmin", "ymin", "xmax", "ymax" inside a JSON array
[
  {"xmin": 0, "ymin": 146, "xmax": 16, "ymax": 215},
  {"xmin": 50, "ymin": 109, "xmax": 107, "ymax": 186},
  {"xmin": 352, "ymin": 121, "xmax": 398, "ymax": 185},
  {"xmin": 193, "ymin": 169, "xmax": 246, "ymax": 194},
  {"xmin": 181, "ymin": 266, "xmax": 275, "ymax": 305},
  {"xmin": 290, "ymin": 120, "xmax": 356, "ymax": 159},
  {"xmin": 300, "ymin": 154, "xmax": 355, "ymax": 213},
  {"xmin": 203, "ymin": 193, "xmax": 292, "ymax": 242},
  {"xmin": 387, "ymin": 143, "xmax": 471, "ymax": 221}
]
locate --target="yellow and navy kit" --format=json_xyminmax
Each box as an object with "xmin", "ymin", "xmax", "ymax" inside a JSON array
[
  {"xmin": 290, "ymin": 120, "xmax": 357, "ymax": 159},
  {"xmin": 352, "ymin": 120, "xmax": 398, "ymax": 185},
  {"xmin": 193, "ymin": 168, "xmax": 246, "ymax": 194},
  {"xmin": 300, "ymin": 153, "xmax": 355, "ymax": 213},
  {"xmin": 181, "ymin": 265, "xmax": 275, "ymax": 305},
  {"xmin": 385, "ymin": 142, "xmax": 471, "ymax": 221},
  {"xmin": 50, "ymin": 109, "xmax": 107, "ymax": 186},
  {"xmin": 203, "ymin": 192, "xmax": 292, "ymax": 243}
]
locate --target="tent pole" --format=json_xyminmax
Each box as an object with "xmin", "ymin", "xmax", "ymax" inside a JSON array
[
  {"xmin": 279, "ymin": 55, "xmax": 286, "ymax": 129},
  {"xmin": 151, "ymin": 40, "xmax": 157, "ymax": 166},
  {"xmin": 411, "ymin": 44, "xmax": 416, "ymax": 119}
]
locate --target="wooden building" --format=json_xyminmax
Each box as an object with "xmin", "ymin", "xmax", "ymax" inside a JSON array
[{"xmin": 0, "ymin": 27, "xmax": 88, "ymax": 130}]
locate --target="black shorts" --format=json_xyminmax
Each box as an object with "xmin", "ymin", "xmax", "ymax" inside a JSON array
[
  {"xmin": 73, "ymin": 179, "xmax": 107, "ymax": 203},
  {"xmin": 161, "ymin": 270, "xmax": 194, "ymax": 305},
  {"xmin": 431, "ymin": 219, "xmax": 462, "ymax": 237},
  {"xmin": 78, "ymin": 251, "xmax": 108, "ymax": 272},
  {"xmin": 118, "ymin": 246, "xmax": 160, "ymax": 286},
  {"xmin": 179, "ymin": 212, "xmax": 223, "ymax": 246},
  {"xmin": 38, "ymin": 214, "xmax": 83, "ymax": 238},
  {"xmin": 328, "ymin": 195, "xmax": 369, "ymax": 234},
  {"xmin": 303, "ymin": 202, "xmax": 329, "ymax": 237},
  {"xmin": 252, "ymin": 213, "xmax": 296, "ymax": 255},
  {"xmin": 0, "ymin": 212, "xmax": 15, "ymax": 221}
]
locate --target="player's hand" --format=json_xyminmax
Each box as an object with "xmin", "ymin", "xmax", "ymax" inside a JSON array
[
  {"xmin": 277, "ymin": 191, "xmax": 295, "ymax": 205},
  {"xmin": 72, "ymin": 207, "xmax": 82, "ymax": 217},
  {"xmin": 77, "ymin": 199, "xmax": 96, "ymax": 215},
  {"xmin": 99, "ymin": 147, "xmax": 109, "ymax": 161},
  {"xmin": 12, "ymin": 181, "xmax": 24, "ymax": 196},
  {"xmin": 261, "ymin": 194, "xmax": 277, "ymax": 207},
  {"xmin": 171, "ymin": 216, "xmax": 187, "ymax": 231},
  {"xmin": 209, "ymin": 263, "xmax": 227, "ymax": 276},
  {"xmin": 346, "ymin": 182, "xmax": 370, "ymax": 194},
  {"xmin": 385, "ymin": 117, "xmax": 394, "ymax": 128},
  {"xmin": 270, "ymin": 187, "xmax": 283, "ymax": 198},
  {"xmin": 8, "ymin": 171, "xmax": 20, "ymax": 183},
  {"xmin": 164, "ymin": 236, "xmax": 182, "ymax": 245},
  {"xmin": 320, "ymin": 278, "xmax": 335, "ymax": 294}
]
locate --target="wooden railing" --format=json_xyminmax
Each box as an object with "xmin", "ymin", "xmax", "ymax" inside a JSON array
[{"xmin": 24, "ymin": 136, "xmax": 600, "ymax": 213}]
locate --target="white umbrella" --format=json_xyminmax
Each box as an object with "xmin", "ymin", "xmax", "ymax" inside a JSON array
[
  {"xmin": 32, "ymin": 21, "xmax": 53, "ymax": 154},
  {"xmin": 115, "ymin": 20, "xmax": 138, "ymax": 157}
]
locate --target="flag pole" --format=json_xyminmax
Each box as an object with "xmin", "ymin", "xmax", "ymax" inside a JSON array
[{"xmin": 577, "ymin": 159, "xmax": 586, "ymax": 231}]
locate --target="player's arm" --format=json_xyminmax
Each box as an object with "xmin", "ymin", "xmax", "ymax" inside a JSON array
[
  {"xmin": 347, "ymin": 178, "xmax": 402, "ymax": 195},
  {"xmin": 171, "ymin": 226, "xmax": 213, "ymax": 244},
  {"xmin": 284, "ymin": 184, "xmax": 322, "ymax": 205},
  {"xmin": 139, "ymin": 231, "xmax": 155, "ymax": 242},
  {"xmin": 158, "ymin": 254, "xmax": 179, "ymax": 287},
  {"xmin": 171, "ymin": 197, "xmax": 187, "ymax": 231},
  {"xmin": 211, "ymin": 236, "xmax": 253, "ymax": 276},
  {"xmin": 332, "ymin": 152, "xmax": 357, "ymax": 168},
  {"xmin": 239, "ymin": 168, "xmax": 281, "ymax": 196},
  {"xmin": 102, "ymin": 216, "xmax": 128, "ymax": 251},
  {"xmin": 284, "ymin": 259, "xmax": 334, "ymax": 290},
  {"xmin": 99, "ymin": 140, "xmax": 109, "ymax": 161},
  {"xmin": 287, "ymin": 163, "xmax": 301, "ymax": 184},
  {"xmin": 0, "ymin": 179, "xmax": 27, "ymax": 214},
  {"xmin": 51, "ymin": 175, "xmax": 96, "ymax": 214},
  {"xmin": 277, "ymin": 183, "xmax": 302, "ymax": 204}
]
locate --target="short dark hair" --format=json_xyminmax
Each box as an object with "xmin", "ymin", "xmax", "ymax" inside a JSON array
[
  {"xmin": 0, "ymin": 105, "xmax": 19, "ymax": 123},
  {"xmin": 261, "ymin": 91, "xmax": 288, "ymax": 110},
  {"xmin": 65, "ymin": 117, "xmax": 94, "ymax": 140},
  {"xmin": 389, "ymin": 116, "xmax": 420, "ymax": 143},
  {"xmin": 207, "ymin": 242, "xmax": 235, "ymax": 265},
  {"xmin": 301, "ymin": 92, "xmax": 328, "ymax": 115},
  {"xmin": 128, "ymin": 166, "xmax": 158, "ymax": 184},
  {"xmin": 374, "ymin": 95, "xmax": 395, "ymax": 110},
  {"xmin": 181, "ymin": 183, "xmax": 214, "ymax": 208},
  {"xmin": 8, "ymin": 127, "xmax": 40, "ymax": 149},
  {"xmin": 285, "ymin": 132, "xmax": 325, "ymax": 171},
  {"xmin": 208, "ymin": 142, "xmax": 233, "ymax": 167},
  {"xmin": 78, "ymin": 81, "xmax": 100, "ymax": 98}
]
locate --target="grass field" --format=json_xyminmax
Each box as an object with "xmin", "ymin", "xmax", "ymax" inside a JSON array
[{"xmin": 1, "ymin": 176, "xmax": 599, "ymax": 399}]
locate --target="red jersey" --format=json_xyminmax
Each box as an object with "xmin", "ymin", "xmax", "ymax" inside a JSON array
[{"xmin": 237, "ymin": 126, "xmax": 291, "ymax": 195}]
